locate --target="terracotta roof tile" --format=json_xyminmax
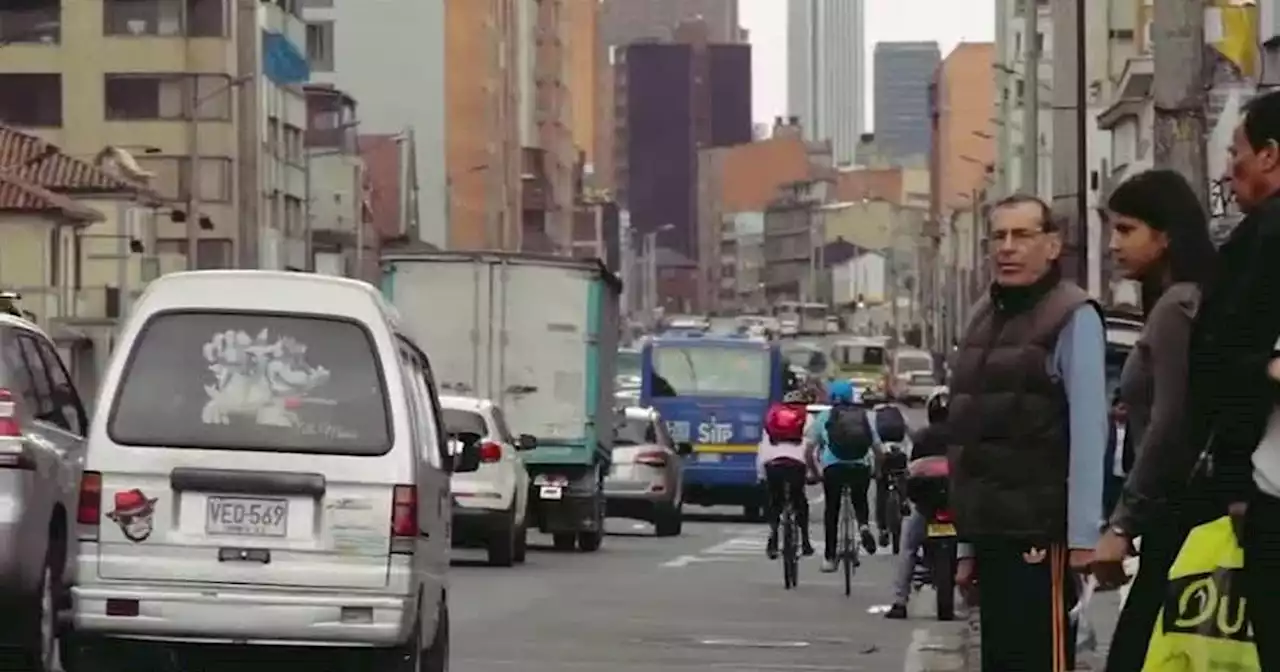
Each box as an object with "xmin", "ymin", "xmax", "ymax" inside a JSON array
[
  {"xmin": 0, "ymin": 173, "xmax": 103, "ymax": 222},
  {"xmin": 0, "ymin": 124, "xmax": 152, "ymax": 212}
]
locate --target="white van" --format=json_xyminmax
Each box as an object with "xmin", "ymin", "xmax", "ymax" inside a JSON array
[{"xmin": 61, "ymin": 271, "xmax": 478, "ymax": 672}]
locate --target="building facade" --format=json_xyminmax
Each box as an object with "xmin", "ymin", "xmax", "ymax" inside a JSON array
[
  {"xmin": 762, "ymin": 178, "xmax": 830, "ymax": 302},
  {"xmin": 873, "ymin": 41, "xmax": 940, "ymax": 165},
  {"xmin": 932, "ymin": 42, "xmax": 996, "ymax": 216},
  {"xmin": 615, "ymin": 30, "xmax": 751, "ymax": 262},
  {"xmin": 0, "ymin": 0, "xmax": 311, "ymax": 272},
  {"xmin": 787, "ymin": 0, "xmax": 865, "ymax": 164},
  {"xmin": 302, "ymin": 0, "xmax": 442, "ymax": 247},
  {"xmin": 601, "ymin": 0, "xmax": 741, "ymax": 46}
]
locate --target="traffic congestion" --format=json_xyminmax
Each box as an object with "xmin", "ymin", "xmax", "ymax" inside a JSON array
[{"xmin": 0, "ymin": 255, "xmax": 1022, "ymax": 672}]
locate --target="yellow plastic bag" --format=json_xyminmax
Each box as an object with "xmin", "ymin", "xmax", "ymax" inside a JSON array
[{"xmin": 1141, "ymin": 516, "xmax": 1258, "ymax": 671}]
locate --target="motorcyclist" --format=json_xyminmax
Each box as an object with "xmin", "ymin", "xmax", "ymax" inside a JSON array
[
  {"xmin": 885, "ymin": 387, "xmax": 950, "ymax": 619},
  {"xmin": 806, "ymin": 380, "xmax": 882, "ymax": 572}
]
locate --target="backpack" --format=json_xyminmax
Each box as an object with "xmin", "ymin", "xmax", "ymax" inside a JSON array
[
  {"xmin": 765, "ymin": 403, "xmax": 807, "ymax": 443},
  {"xmin": 874, "ymin": 405, "xmax": 909, "ymax": 443},
  {"xmin": 825, "ymin": 405, "xmax": 875, "ymax": 461}
]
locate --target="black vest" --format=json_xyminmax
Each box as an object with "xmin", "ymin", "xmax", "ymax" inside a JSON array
[{"xmin": 948, "ymin": 278, "xmax": 1098, "ymax": 540}]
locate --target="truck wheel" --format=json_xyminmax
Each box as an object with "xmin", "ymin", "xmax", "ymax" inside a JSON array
[
  {"xmin": 486, "ymin": 511, "xmax": 517, "ymax": 567},
  {"xmin": 552, "ymin": 533, "xmax": 576, "ymax": 551},
  {"xmin": 654, "ymin": 502, "xmax": 683, "ymax": 537},
  {"xmin": 577, "ymin": 530, "xmax": 603, "ymax": 552}
]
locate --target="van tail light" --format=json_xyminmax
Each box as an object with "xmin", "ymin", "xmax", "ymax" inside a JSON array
[
  {"xmin": 78, "ymin": 471, "xmax": 102, "ymax": 539},
  {"xmin": 933, "ymin": 508, "xmax": 954, "ymax": 524},
  {"xmin": 635, "ymin": 450, "xmax": 668, "ymax": 468},
  {"xmin": 390, "ymin": 485, "xmax": 417, "ymax": 554},
  {"xmin": 478, "ymin": 442, "xmax": 502, "ymax": 463},
  {"xmin": 0, "ymin": 389, "xmax": 20, "ymax": 438}
]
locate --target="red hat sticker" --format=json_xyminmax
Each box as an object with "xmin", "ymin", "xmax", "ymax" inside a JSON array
[{"xmin": 107, "ymin": 489, "xmax": 158, "ymax": 543}]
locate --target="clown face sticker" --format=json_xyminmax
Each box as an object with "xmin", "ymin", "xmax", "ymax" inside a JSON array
[{"xmin": 107, "ymin": 489, "xmax": 158, "ymax": 543}]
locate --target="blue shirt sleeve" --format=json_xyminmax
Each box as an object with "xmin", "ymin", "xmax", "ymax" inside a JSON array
[{"xmin": 1053, "ymin": 304, "xmax": 1109, "ymax": 550}]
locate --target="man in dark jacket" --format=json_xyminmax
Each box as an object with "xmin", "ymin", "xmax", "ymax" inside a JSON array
[
  {"xmin": 1187, "ymin": 90, "xmax": 1280, "ymax": 668},
  {"xmin": 948, "ymin": 194, "xmax": 1108, "ymax": 672}
]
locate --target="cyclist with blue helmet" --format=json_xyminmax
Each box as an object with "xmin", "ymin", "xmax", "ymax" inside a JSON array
[{"xmin": 804, "ymin": 379, "xmax": 883, "ymax": 573}]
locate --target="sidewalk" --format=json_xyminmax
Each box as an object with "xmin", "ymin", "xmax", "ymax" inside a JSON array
[{"xmin": 915, "ymin": 589, "xmax": 1123, "ymax": 671}]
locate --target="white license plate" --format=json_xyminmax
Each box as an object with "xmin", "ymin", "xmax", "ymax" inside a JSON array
[
  {"xmin": 697, "ymin": 452, "xmax": 721, "ymax": 463},
  {"xmin": 539, "ymin": 485, "xmax": 563, "ymax": 500},
  {"xmin": 205, "ymin": 497, "xmax": 288, "ymax": 537}
]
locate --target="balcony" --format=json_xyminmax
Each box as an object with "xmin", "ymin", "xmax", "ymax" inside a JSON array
[{"xmin": 103, "ymin": 0, "xmax": 226, "ymax": 38}]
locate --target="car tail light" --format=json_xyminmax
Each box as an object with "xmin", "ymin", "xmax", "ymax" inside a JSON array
[
  {"xmin": 390, "ymin": 485, "xmax": 417, "ymax": 552},
  {"xmin": 934, "ymin": 508, "xmax": 954, "ymax": 524},
  {"xmin": 78, "ymin": 471, "xmax": 102, "ymax": 527},
  {"xmin": 0, "ymin": 389, "xmax": 20, "ymax": 437},
  {"xmin": 479, "ymin": 441, "xmax": 502, "ymax": 463},
  {"xmin": 635, "ymin": 450, "xmax": 667, "ymax": 467}
]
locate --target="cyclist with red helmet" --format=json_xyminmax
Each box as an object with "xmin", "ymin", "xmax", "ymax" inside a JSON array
[{"xmin": 758, "ymin": 389, "xmax": 817, "ymax": 559}]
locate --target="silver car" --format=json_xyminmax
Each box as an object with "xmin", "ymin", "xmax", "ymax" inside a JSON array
[
  {"xmin": 604, "ymin": 407, "xmax": 691, "ymax": 537},
  {"xmin": 0, "ymin": 314, "xmax": 87, "ymax": 669}
]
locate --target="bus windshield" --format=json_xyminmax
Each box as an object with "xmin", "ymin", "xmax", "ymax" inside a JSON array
[
  {"xmin": 650, "ymin": 346, "xmax": 771, "ymax": 398},
  {"xmin": 831, "ymin": 344, "xmax": 886, "ymax": 368}
]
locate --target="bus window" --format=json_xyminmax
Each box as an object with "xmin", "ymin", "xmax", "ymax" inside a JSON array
[{"xmin": 832, "ymin": 345, "xmax": 885, "ymax": 367}]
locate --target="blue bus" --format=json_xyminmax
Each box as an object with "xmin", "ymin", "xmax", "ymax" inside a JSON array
[{"xmin": 640, "ymin": 331, "xmax": 784, "ymax": 520}]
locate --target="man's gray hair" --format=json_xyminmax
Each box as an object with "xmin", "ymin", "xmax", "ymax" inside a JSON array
[{"xmin": 989, "ymin": 193, "xmax": 1059, "ymax": 232}]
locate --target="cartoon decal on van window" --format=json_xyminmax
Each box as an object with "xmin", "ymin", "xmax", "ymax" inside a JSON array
[
  {"xmin": 107, "ymin": 489, "xmax": 158, "ymax": 542},
  {"xmin": 201, "ymin": 329, "xmax": 334, "ymax": 428}
]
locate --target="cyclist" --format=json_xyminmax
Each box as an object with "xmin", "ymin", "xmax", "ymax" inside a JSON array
[
  {"xmin": 759, "ymin": 389, "xmax": 816, "ymax": 560},
  {"xmin": 870, "ymin": 402, "xmax": 911, "ymax": 547},
  {"xmin": 806, "ymin": 379, "xmax": 881, "ymax": 572},
  {"xmin": 885, "ymin": 387, "xmax": 951, "ymax": 619}
]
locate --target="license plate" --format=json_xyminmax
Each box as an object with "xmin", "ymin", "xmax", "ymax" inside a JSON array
[
  {"xmin": 539, "ymin": 485, "xmax": 563, "ymax": 500},
  {"xmin": 206, "ymin": 497, "xmax": 288, "ymax": 537},
  {"xmin": 697, "ymin": 452, "xmax": 721, "ymax": 463},
  {"xmin": 927, "ymin": 522, "xmax": 956, "ymax": 538}
]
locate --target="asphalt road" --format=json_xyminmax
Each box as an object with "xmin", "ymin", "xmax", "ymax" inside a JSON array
[{"xmin": 449, "ymin": 403, "xmax": 1124, "ymax": 671}]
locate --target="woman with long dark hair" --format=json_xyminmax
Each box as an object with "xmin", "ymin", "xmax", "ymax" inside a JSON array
[{"xmin": 1093, "ymin": 169, "xmax": 1217, "ymax": 671}]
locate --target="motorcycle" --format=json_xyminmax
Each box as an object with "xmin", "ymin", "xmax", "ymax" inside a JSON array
[{"xmin": 906, "ymin": 455, "xmax": 957, "ymax": 621}]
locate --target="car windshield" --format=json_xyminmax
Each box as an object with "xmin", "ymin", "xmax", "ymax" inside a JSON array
[
  {"xmin": 897, "ymin": 355, "xmax": 933, "ymax": 374},
  {"xmin": 832, "ymin": 344, "xmax": 886, "ymax": 367},
  {"xmin": 615, "ymin": 417, "xmax": 655, "ymax": 445},
  {"xmin": 651, "ymin": 345, "xmax": 770, "ymax": 398},
  {"xmin": 782, "ymin": 345, "xmax": 827, "ymax": 374},
  {"xmin": 109, "ymin": 311, "xmax": 391, "ymax": 455},
  {"xmin": 441, "ymin": 409, "xmax": 487, "ymax": 437}
]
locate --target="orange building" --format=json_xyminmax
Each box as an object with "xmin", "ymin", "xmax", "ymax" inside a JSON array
[
  {"xmin": 445, "ymin": 0, "xmax": 521, "ymax": 250},
  {"xmin": 931, "ymin": 42, "xmax": 996, "ymax": 216}
]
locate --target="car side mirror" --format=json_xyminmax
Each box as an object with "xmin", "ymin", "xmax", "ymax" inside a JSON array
[
  {"xmin": 676, "ymin": 442, "xmax": 693, "ymax": 456},
  {"xmin": 517, "ymin": 433, "xmax": 537, "ymax": 451}
]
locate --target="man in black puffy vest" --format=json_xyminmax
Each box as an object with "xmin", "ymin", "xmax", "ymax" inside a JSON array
[{"xmin": 948, "ymin": 195, "xmax": 1108, "ymax": 672}]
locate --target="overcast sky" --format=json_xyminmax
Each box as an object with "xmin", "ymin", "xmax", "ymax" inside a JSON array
[{"xmin": 738, "ymin": 0, "xmax": 997, "ymax": 128}]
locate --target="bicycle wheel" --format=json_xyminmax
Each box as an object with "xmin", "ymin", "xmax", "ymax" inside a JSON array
[
  {"xmin": 887, "ymin": 489, "xmax": 903, "ymax": 555},
  {"xmin": 781, "ymin": 506, "xmax": 798, "ymax": 589},
  {"xmin": 840, "ymin": 489, "xmax": 855, "ymax": 596}
]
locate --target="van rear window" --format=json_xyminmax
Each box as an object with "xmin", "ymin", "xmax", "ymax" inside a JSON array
[{"xmin": 108, "ymin": 311, "xmax": 392, "ymax": 455}]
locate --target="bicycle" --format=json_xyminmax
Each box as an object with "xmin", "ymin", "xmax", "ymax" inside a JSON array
[
  {"xmin": 881, "ymin": 444, "xmax": 910, "ymax": 554},
  {"xmin": 779, "ymin": 484, "xmax": 800, "ymax": 589},
  {"xmin": 837, "ymin": 480, "xmax": 858, "ymax": 596}
]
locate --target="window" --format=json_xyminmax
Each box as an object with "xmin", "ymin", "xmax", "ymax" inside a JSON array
[
  {"xmin": 0, "ymin": 329, "xmax": 40, "ymax": 410},
  {"xmin": 284, "ymin": 124, "xmax": 303, "ymax": 163},
  {"xmin": 831, "ymin": 344, "xmax": 886, "ymax": 368},
  {"xmin": 134, "ymin": 156, "xmax": 233, "ymax": 202},
  {"xmin": 156, "ymin": 238, "xmax": 233, "ymax": 269},
  {"xmin": 614, "ymin": 415, "xmax": 656, "ymax": 445},
  {"xmin": 306, "ymin": 21, "xmax": 334, "ymax": 73},
  {"xmin": 110, "ymin": 312, "xmax": 393, "ymax": 454},
  {"xmin": 285, "ymin": 196, "xmax": 304, "ymax": 235},
  {"xmin": 103, "ymin": 0, "xmax": 224, "ymax": 37},
  {"xmin": 16, "ymin": 335, "xmax": 75, "ymax": 432},
  {"xmin": 650, "ymin": 346, "xmax": 771, "ymax": 398},
  {"xmin": 0, "ymin": 74, "xmax": 61, "ymax": 127},
  {"xmin": 104, "ymin": 74, "xmax": 231, "ymax": 120},
  {"xmin": 0, "ymin": 1, "xmax": 61, "ymax": 44},
  {"xmin": 441, "ymin": 409, "xmax": 487, "ymax": 438},
  {"xmin": 35, "ymin": 338, "xmax": 86, "ymax": 435},
  {"xmin": 1015, "ymin": 79, "xmax": 1025, "ymax": 103}
]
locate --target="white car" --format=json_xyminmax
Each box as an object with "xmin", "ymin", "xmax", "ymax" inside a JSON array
[
  {"xmin": 440, "ymin": 395, "xmax": 534, "ymax": 566},
  {"xmin": 62, "ymin": 271, "xmax": 475, "ymax": 672}
]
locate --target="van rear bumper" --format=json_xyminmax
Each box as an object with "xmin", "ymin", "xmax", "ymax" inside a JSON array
[{"xmin": 69, "ymin": 584, "xmax": 410, "ymax": 646}]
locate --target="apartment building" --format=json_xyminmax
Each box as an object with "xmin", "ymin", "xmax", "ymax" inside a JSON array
[
  {"xmin": 566, "ymin": 0, "xmax": 601, "ymax": 171},
  {"xmin": 788, "ymin": 0, "xmax": 866, "ymax": 164},
  {"xmin": 301, "ymin": 0, "xmax": 443, "ymax": 247},
  {"xmin": 601, "ymin": 0, "xmax": 741, "ymax": 46},
  {"xmin": 873, "ymin": 42, "xmax": 940, "ymax": 165},
  {"xmin": 531, "ymin": 0, "xmax": 576, "ymax": 252},
  {"xmin": 615, "ymin": 19, "xmax": 751, "ymax": 265},
  {"xmin": 931, "ymin": 43, "xmax": 996, "ymax": 217},
  {"xmin": 0, "ymin": 0, "xmax": 311, "ymax": 272}
]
